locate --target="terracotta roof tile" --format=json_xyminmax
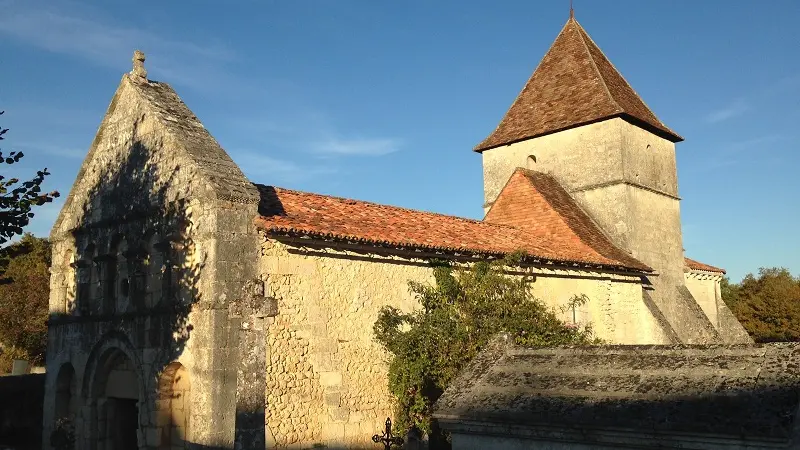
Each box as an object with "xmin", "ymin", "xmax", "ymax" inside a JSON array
[
  {"xmin": 685, "ymin": 257, "xmax": 726, "ymax": 274},
  {"xmin": 485, "ymin": 168, "xmax": 650, "ymax": 271},
  {"xmin": 254, "ymin": 182, "xmax": 651, "ymax": 272},
  {"xmin": 475, "ymin": 17, "xmax": 682, "ymax": 152}
]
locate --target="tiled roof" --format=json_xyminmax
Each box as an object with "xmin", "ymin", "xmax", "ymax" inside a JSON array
[
  {"xmin": 434, "ymin": 335, "xmax": 800, "ymax": 443},
  {"xmin": 485, "ymin": 169, "xmax": 650, "ymax": 271},
  {"xmin": 685, "ymin": 257, "xmax": 726, "ymax": 274},
  {"xmin": 254, "ymin": 180, "xmax": 651, "ymax": 272},
  {"xmin": 474, "ymin": 17, "xmax": 682, "ymax": 152}
]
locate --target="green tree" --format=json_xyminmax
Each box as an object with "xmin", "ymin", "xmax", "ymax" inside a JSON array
[
  {"xmin": 720, "ymin": 276, "xmax": 741, "ymax": 308},
  {"xmin": 373, "ymin": 252, "xmax": 597, "ymax": 439},
  {"xmin": 0, "ymin": 233, "xmax": 51, "ymax": 371},
  {"xmin": 725, "ymin": 267, "xmax": 800, "ymax": 343},
  {"xmin": 0, "ymin": 110, "xmax": 59, "ymax": 244}
]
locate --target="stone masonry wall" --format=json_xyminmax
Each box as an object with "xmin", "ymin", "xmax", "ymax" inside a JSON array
[
  {"xmin": 684, "ymin": 271, "xmax": 721, "ymax": 327},
  {"xmin": 684, "ymin": 271, "xmax": 752, "ymax": 344},
  {"xmin": 44, "ymin": 73, "xmax": 260, "ymax": 448},
  {"xmin": 259, "ymin": 238, "xmax": 670, "ymax": 448},
  {"xmin": 260, "ymin": 240, "xmax": 431, "ymax": 449},
  {"xmin": 480, "ymin": 118, "xmax": 737, "ymax": 344},
  {"xmin": 480, "ymin": 118, "xmax": 678, "ymax": 213}
]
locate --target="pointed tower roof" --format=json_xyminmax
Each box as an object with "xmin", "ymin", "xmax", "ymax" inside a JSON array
[{"xmin": 474, "ymin": 17, "xmax": 682, "ymax": 152}]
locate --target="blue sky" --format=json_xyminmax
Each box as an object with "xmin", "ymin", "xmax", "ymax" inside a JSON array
[{"xmin": 1, "ymin": 0, "xmax": 798, "ymax": 282}]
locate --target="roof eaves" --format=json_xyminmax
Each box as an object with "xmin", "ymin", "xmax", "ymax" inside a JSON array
[{"xmin": 257, "ymin": 222, "xmax": 653, "ymax": 274}]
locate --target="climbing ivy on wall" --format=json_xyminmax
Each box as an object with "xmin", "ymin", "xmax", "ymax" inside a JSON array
[{"xmin": 373, "ymin": 251, "xmax": 597, "ymax": 442}]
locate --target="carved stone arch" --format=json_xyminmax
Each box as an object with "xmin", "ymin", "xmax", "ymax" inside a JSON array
[
  {"xmin": 98, "ymin": 234, "xmax": 124, "ymax": 315},
  {"xmin": 81, "ymin": 331, "xmax": 143, "ymax": 400},
  {"xmin": 155, "ymin": 234, "xmax": 175, "ymax": 307},
  {"xmin": 155, "ymin": 361, "xmax": 191, "ymax": 448},
  {"xmin": 124, "ymin": 233, "xmax": 148, "ymax": 312},
  {"xmin": 75, "ymin": 241, "xmax": 96, "ymax": 315},
  {"xmin": 112, "ymin": 235, "xmax": 131, "ymax": 311},
  {"xmin": 54, "ymin": 362, "xmax": 77, "ymax": 421},
  {"xmin": 63, "ymin": 249, "xmax": 76, "ymax": 314},
  {"xmin": 144, "ymin": 230, "xmax": 162, "ymax": 308},
  {"xmin": 82, "ymin": 332, "xmax": 146, "ymax": 450}
]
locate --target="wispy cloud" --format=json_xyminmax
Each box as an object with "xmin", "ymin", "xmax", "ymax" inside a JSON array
[
  {"xmin": 0, "ymin": 1, "xmax": 243, "ymax": 94},
  {"xmin": 705, "ymin": 99, "xmax": 749, "ymax": 123},
  {"xmin": 310, "ymin": 137, "xmax": 401, "ymax": 156},
  {"xmin": 724, "ymin": 134, "xmax": 785, "ymax": 153},
  {"xmin": 232, "ymin": 151, "xmax": 339, "ymax": 184},
  {"xmin": 0, "ymin": 7, "xmax": 233, "ymax": 65},
  {"xmin": 694, "ymin": 134, "xmax": 788, "ymax": 172},
  {"xmin": 703, "ymin": 74, "xmax": 800, "ymax": 125},
  {"xmin": 15, "ymin": 142, "xmax": 87, "ymax": 160},
  {"xmin": 22, "ymin": 197, "xmax": 65, "ymax": 239},
  {"xmin": 225, "ymin": 113, "xmax": 403, "ymax": 160}
]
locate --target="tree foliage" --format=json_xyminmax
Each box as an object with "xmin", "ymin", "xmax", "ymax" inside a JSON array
[
  {"xmin": 373, "ymin": 252, "xmax": 597, "ymax": 438},
  {"xmin": 0, "ymin": 110, "xmax": 59, "ymax": 244},
  {"xmin": 723, "ymin": 268, "xmax": 800, "ymax": 343},
  {"xmin": 0, "ymin": 233, "xmax": 51, "ymax": 370}
]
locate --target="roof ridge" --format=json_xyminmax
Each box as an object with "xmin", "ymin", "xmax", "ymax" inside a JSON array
[
  {"xmin": 516, "ymin": 168, "xmax": 650, "ymax": 271},
  {"xmin": 573, "ymin": 20, "xmax": 674, "ymax": 132},
  {"xmin": 472, "ymin": 20, "xmax": 575, "ymax": 152},
  {"xmin": 256, "ymin": 183, "xmax": 520, "ymax": 230},
  {"xmin": 474, "ymin": 16, "xmax": 683, "ymax": 152},
  {"xmin": 571, "ymin": 18, "xmax": 623, "ymax": 115}
]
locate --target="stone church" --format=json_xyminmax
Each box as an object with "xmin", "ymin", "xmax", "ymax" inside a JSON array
[{"xmin": 43, "ymin": 13, "xmax": 755, "ymax": 450}]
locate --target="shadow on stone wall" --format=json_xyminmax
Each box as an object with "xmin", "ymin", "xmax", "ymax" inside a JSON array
[
  {"xmin": 0, "ymin": 373, "xmax": 45, "ymax": 450},
  {"xmin": 437, "ymin": 385, "xmax": 800, "ymax": 443},
  {"xmin": 46, "ymin": 117, "xmax": 204, "ymax": 448}
]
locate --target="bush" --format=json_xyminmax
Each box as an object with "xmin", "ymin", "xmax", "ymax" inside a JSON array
[{"xmin": 373, "ymin": 252, "xmax": 597, "ymax": 437}]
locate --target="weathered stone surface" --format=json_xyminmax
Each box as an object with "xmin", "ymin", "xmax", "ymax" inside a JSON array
[
  {"xmin": 42, "ymin": 20, "xmax": 757, "ymax": 448},
  {"xmin": 435, "ymin": 334, "xmax": 800, "ymax": 447},
  {"xmin": 43, "ymin": 62, "xmax": 258, "ymax": 448}
]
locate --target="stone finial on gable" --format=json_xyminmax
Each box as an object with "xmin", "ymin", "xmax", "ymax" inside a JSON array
[{"xmin": 131, "ymin": 50, "xmax": 147, "ymax": 82}]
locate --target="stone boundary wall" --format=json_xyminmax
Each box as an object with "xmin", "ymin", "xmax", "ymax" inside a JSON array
[{"xmin": 0, "ymin": 373, "xmax": 45, "ymax": 450}]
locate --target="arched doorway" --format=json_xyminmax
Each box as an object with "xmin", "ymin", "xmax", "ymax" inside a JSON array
[
  {"xmin": 54, "ymin": 363, "xmax": 76, "ymax": 420},
  {"xmin": 156, "ymin": 362, "xmax": 191, "ymax": 448},
  {"xmin": 90, "ymin": 348, "xmax": 141, "ymax": 450}
]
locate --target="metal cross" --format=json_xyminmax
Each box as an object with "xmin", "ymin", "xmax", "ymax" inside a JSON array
[{"xmin": 372, "ymin": 417, "xmax": 404, "ymax": 450}]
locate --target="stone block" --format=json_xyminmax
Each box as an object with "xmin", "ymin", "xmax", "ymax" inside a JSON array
[
  {"xmin": 321, "ymin": 422, "xmax": 345, "ymax": 443},
  {"xmin": 329, "ymin": 406, "xmax": 350, "ymax": 423},
  {"xmin": 324, "ymin": 391, "xmax": 341, "ymax": 407},
  {"xmin": 146, "ymin": 426, "xmax": 161, "ymax": 446},
  {"xmin": 319, "ymin": 371, "xmax": 342, "ymax": 388},
  {"xmin": 316, "ymin": 337, "xmax": 339, "ymax": 354},
  {"xmin": 311, "ymin": 322, "xmax": 328, "ymax": 337}
]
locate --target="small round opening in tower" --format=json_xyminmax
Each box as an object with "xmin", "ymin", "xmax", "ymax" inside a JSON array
[{"xmin": 526, "ymin": 155, "xmax": 537, "ymax": 169}]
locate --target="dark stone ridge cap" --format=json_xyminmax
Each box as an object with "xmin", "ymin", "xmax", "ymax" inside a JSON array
[
  {"xmin": 127, "ymin": 75, "xmax": 259, "ymax": 204},
  {"xmin": 434, "ymin": 336, "xmax": 800, "ymax": 441},
  {"xmin": 433, "ymin": 333, "xmax": 513, "ymax": 418}
]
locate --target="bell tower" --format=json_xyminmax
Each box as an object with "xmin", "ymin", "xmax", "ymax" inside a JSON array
[{"xmin": 475, "ymin": 16, "xmax": 721, "ymax": 343}]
